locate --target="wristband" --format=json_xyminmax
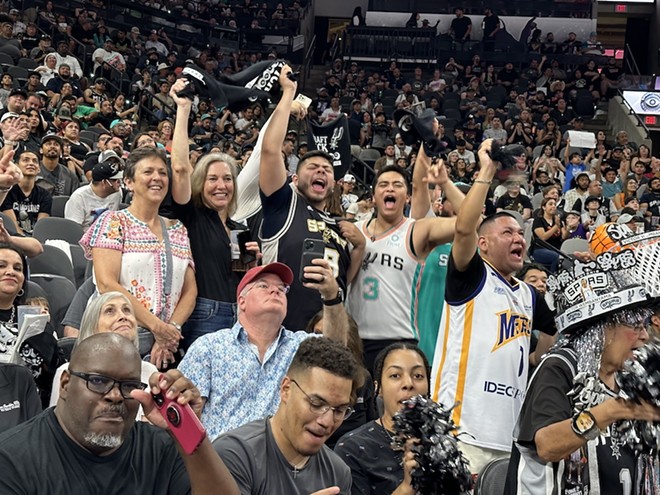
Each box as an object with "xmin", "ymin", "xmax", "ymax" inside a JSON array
[
  {"xmin": 322, "ymin": 288, "xmax": 344, "ymax": 306},
  {"xmin": 474, "ymin": 179, "xmax": 492, "ymax": 185},
  {"xmin": 0, "ymin": 185, "xmax": 11, "ymax": 193}
]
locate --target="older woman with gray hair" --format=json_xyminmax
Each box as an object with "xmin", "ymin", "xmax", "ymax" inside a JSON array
[{"xmin": 49, "ymin": 292, "xmax": 158, "ymax": 415}]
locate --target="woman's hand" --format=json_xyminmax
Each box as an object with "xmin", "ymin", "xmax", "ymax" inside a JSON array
[
  {"xmin": 0, "ymin": 149, "xmax": 22, "ymax": 189},
  {"xmin": 151, "ymin": 320, "xmax": 182, "ymax": 351},
  {"xmin": 244, "ymin": 241, "xmax": 261, "ymax": 267},
  {"xmin": 150, "ymin": 341, "xmax": 175, "ymax": 369}
]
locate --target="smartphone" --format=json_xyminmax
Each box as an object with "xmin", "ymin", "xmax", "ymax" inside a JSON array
[
  {"xmin": 295, "ymin": 93, "xmax": 312, "ymax": 110},
  {"xmin": 237, "ymin": 230, "xmax": 256, "ymax": 265},
  {"xmin": 152, "ymin": 388, "xmax": 206, "ymax": 455},
  {"xmin": 299, "ymin": 238, "xmax": 325, "ymax": 284}
]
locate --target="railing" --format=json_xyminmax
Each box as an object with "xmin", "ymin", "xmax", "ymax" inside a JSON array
[
  {"xmin": 345, "ymin": 26, "xmax": 611, "ymax": 67},
  {"xmin": 301, "ymin": 34, "xmax": 316, "ymax": 91}
]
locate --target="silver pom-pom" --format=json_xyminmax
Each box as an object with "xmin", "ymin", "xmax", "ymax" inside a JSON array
[
  {"xmin": 616, "ymin": 338, "xmax": 660, "ymax": 455},
  {"xmin": 391, "ymin": 395, "xmax": 473, "ymax": 495}
]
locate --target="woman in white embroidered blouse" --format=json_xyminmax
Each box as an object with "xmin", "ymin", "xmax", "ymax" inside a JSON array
[{"xmin": 80, "ymin": 147, "xmax": 197, "ymax": 369}]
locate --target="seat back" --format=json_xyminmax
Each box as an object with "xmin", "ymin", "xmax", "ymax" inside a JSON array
[
  {"xmin": 32, "ymin": 217, "xmax": 84, "ymax": 245},
  {"xmin": 30, "ymin": 274, "xmax": 77, "ymax": 338},
  {"xmin": 51, "ymin": 195, "xmax": 70, "ymax": 218},
  {"xmin": 29, "ymin": 244, "xmax": 76, "ymax": 284},
  {"xmin": 474, "ymin": 457, "xmax": 510, "ymax": 495},
  {"xmin": 561, "ymin": 238, "xmax": 589, "ymax": 254}
]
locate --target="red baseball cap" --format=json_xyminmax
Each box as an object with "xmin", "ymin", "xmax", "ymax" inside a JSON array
[{"xmin": 236, "ymin": 262, "xmax": 294, "ymax": 300}]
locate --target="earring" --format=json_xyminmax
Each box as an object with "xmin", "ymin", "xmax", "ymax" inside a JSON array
[{"xmin": 17, "ymin": 289, "xmax": 24, "ymax": 297}]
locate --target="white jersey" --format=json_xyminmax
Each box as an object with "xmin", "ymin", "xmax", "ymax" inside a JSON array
[
  {"xmin": 347, "ymin": 217, "xmax": 418, "ymax": 341},
  {"xmin": 431, "ymin": 258, "xmax": 535, "ymax": 452}
]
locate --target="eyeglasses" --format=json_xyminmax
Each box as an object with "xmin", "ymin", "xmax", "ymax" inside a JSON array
[
  {"xmin": 69, "ymin": 370, "xmax": 147, "ymax": 399},
  {"xmin": 246, "ymin": 280, "xmax": 290, "ymax": 295},
  {"xmin": 290, "ymin": 379, "xmax": 353, "ymax": 421},
  {"xmin": 621, "ymin": 323, "xmax": 648, "ymax": 334}
]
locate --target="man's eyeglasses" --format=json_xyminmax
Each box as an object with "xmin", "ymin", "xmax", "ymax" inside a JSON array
[
  {"xmin": 69, "ymin": 370, "xmax": 147, "ymax": 399},
  {"xmin": 245, "ymin": 280, "xmax": 290, "ymax": 295},
  {"xmin": 290, "ymin": 379, "xmax": 353, "ymax": 421}
]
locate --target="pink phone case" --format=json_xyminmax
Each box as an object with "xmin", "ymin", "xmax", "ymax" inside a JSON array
[{"xmin": 152, "ymin": 391, "xmax": 206, "ymax": 455}]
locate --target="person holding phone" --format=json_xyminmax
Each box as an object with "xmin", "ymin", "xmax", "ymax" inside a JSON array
[
  {"xmin": 258, "ymin": 64, "xmax": 365, "ymax": 331},
  {"xmin": 168, "ymin": 80, "xmax": 261, "ymax": 351},
  {"xmin": 0, "ymin": 333, "xmax": 240, "ymax": 495}
]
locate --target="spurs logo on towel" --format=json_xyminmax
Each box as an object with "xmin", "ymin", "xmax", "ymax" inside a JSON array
[
  {"xmin": 246, "ymin": 60, "xmax": 285, "ymax": 92},
  {"xmin": 329, "ymin": 127, "xmax": 343, "ymax": 151}
]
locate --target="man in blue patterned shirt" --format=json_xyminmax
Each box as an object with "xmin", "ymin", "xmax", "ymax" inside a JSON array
[{"xmin": 179, "ymin": 261, "xmax": 349, "ymax": 440}]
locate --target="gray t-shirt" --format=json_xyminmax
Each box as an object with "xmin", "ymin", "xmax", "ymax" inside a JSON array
[
  {"xmin": 64, "ymin": 183, "xmax": 121, "ymax": 231},
  {"xmin": 213, "ymin": 418, "xmax": 352, "ymax": 495}
]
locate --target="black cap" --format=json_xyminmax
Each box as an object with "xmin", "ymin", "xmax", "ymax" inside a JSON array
[
  {"xmin": 9, "ymin": 88, "xmax": 27, "ymax": 98},
  {"xmin": 41, "ymin": 134, "xmax": 63, "ymax": 146}
]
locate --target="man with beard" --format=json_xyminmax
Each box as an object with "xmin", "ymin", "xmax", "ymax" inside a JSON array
[
  {"xmin": 54, "ymin": 40, "xmax": 83, "ymax": 79},
  {"xmin": 0, "ymin": 333, "xmax": 240, "ymax": 494},
  {"xmin": 640, "ymin": 176, "xmax": 660, "ymax": 222},
  {"xmin": 563, "ymin": 172, "xmax": 591, "ymax": 214},
  {"xmin": 37, "ymin": 134, "xmax": 79, "ymax": 196},
  {"xmin": 259, "ymin": 64, "xmax": 363, "ymax": 331},
  {"xmin": 213, "ymin": 338, "xmax": 358, "ymax": 494},
  {"xmin": 45, "ymin": 64, "xmax": 83, "ymax": 99},
  {"xmin": 1, "ymin": 150, "xmax": 51, "ymax": 235}
]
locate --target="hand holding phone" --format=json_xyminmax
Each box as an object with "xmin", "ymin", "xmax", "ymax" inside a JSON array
[
  {"xmin": 151, "ymin": 374, "xmax": 206, "ymax": 455},
  {"xmin": 299, "ymin": 238, "xmax": 325, "ymax": 284}
]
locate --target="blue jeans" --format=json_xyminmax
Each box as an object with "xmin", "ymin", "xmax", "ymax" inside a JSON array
[{"xmin": 181, "ymin": 297, "xmax": 237, "ymax": 352}]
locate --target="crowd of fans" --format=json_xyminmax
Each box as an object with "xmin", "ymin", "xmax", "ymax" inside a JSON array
[{"xmin": 0, "ymin": 2, "xmax": 658, "ymax": 494}]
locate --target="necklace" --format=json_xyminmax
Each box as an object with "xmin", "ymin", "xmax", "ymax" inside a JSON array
[
  {"xmin": 291, "ymin": 455, "xmax": 309, "ymax": 479},
  {"xmin": 367, "ymin": 217, "xmax": 405, "ymax": 242},
  {"xmin": 0, "ymin": 305, "xmax": 15, "ymax": 326},
  {"xmin": 378, "ymin": 416, "xmax": 395, "ymax": 441}
]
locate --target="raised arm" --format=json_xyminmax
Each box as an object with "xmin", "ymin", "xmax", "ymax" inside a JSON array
[
  {"xmin": 259, "ymin": 65, "xmax": 296, "ymax": 197},
  {"xmin": 169, "ymin": 79, "xmax": 194, "ymax": 205},
  {"xmin": 451, "ymin": 139, "xmax": 497, "ymax": 271},
  {"xmin": 410, "ymin": 145, "xmax": 432, "ymax": 219}
]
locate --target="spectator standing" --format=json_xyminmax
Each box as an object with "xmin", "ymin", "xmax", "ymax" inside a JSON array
[
  {"xmin": 449, "ymin": 7, "xmax": 472, "ymax": 42},
  {"xmin": 481, "ymin": 8, "xmax": 501, "ymax": 51},
  {"xmin": 431, "ymin": 140, "xmax": 556, "ymax": 474},
  {"xmin": 258, "ymin": 65, "xmax": 361, "ymax": 331}
]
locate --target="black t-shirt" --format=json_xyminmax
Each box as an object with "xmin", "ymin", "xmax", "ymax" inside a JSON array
[
  {"xmin": 0, "ymin": 408, "xmax": 191, "ymax": 494},
  {"xmin": 483, "ymin": 14, "xmax": 500, "ymax": 38},
  {"xmin": 334, "ymin": 420, "xmax": 403, "ymax": 495},
  {"xmin": 505, "ymin": 348, "xmax": 637, "ymax": 494},
  {"xmin": 0, "ymin": 364, "xmax": 41, "ymax": 435},
  {"xmin": 171, "ymin": 199, "xmax": 247, "ymax": 303},
  {"xmin": 495, "ymin": 193, "xmax": 533, "ymax": 215},
  {"xmin": 451, "ymin": 16, "xmax": 472, "ymax": 39},
  {"xmin": 0, "ymin": 184, "xmax": 52, "ymax": 235},
  {"xmin": 531, "ymin": 215, "xmax": 562, "ymax": 250}
]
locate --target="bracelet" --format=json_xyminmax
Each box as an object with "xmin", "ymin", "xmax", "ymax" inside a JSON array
[
  {"xmin": 169, "ymin": 321, "xmax": 182, "ymax": 332},
  {"xmin": 0, "ymin": 185, "xmax": 11, "ymax": 193},
  {"xmin": 474, "ymin": 179, "xmax": 492, "ymax": 185}
]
